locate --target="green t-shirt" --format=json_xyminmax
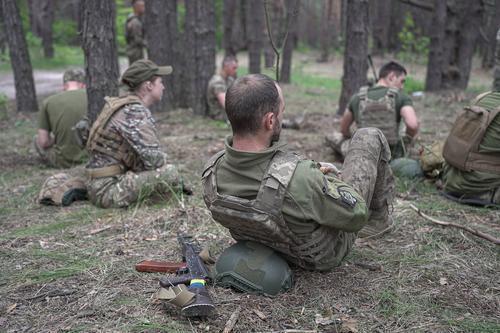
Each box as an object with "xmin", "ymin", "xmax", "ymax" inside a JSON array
[
  {"xmin": 215, "ymin": 137, "xmax": 368, "ymax": 235},
  {"xmin": 38, "ymin": 89, "xmax": 88, "ymax": 167},
  {"xmin": 348, "ymin": 85, "xmax": 413, "ymax": 124},
  {"xmin": 443, "ymin": 91, "xmax": 500, "ymax": 193}
]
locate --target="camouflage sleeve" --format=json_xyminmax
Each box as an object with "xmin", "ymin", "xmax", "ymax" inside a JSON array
[
  {"xmin": 114, "ymin": 104, "xmax": 167, "ymax": 170},
  {"xmin": 38, "ymin": 98, "xmax": 51, "ymax": 131},
  {"xmin": 283, "ymin": 160, "xmax": 368, "ymax": 232},
  {"xmin": 127, "ymin": 18, "xmax": 145, "ymax": 48}
]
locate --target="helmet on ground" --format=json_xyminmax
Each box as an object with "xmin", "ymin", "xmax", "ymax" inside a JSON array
[
  {"xmin": 215, "ymin": 241, "xmax": 293, "ymax": 296},
  {"xmin": 390, "ymin": 157, "xmax": 424, "ymax": 179}
]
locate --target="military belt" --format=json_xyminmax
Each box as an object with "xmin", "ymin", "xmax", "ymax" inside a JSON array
[{"xmin": 86, "ymin": 164, "xmax": 123, "ymax": 179}]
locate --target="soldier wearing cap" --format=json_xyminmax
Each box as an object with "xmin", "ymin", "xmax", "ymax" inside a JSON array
[
  {"xmin": 35, "ymin": 69, "xmax": 88, "ymax": 168},
  {"xmin": 85, "ymin": 59, "xmax": 186, "ymax": 208}
]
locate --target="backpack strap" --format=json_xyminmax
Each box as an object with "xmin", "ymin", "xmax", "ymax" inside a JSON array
[
  {"xmin": 471, "ymin": 91, "xmax": 492, "ymax": 106},
  {"xmin": 359, "ymin": 86, "xmax": 369, "ymax": 102}
]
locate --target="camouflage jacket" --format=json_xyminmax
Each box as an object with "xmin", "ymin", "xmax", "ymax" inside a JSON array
[{"xmin": 206, "ymin": 74, "xmax": 235, "ymax": 120}]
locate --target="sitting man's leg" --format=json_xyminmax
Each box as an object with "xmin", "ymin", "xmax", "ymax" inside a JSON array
[
  {"xmin": 325, "ymin": 131, "xmax": 350, "ymax": 159},
  {"xmin": 341, "ymin": 128, "xmax": 395, "ymax": 238},
  {"xmin": 87, "ymin": 164, "xmax": 183, "ymax": 208}
]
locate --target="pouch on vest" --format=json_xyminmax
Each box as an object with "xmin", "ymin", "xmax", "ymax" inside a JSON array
[
  {"xmin": 72, "ymin": 117, "xmax": 90, "ymax": 149},
  {"xmin": 443, "ymin": 105, "xmax": 500, "ymax": 173}
]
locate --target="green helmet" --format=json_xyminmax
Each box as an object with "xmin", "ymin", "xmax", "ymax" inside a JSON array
[
  {"xmin": 390, "ymin": 157, "xmax": 424, "ymax": 179},
  {"xmin": 215, "ymin": 241, "xmax": 293, "ymax": 296}
]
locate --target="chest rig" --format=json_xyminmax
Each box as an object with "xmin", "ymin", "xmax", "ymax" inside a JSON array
[
  {"xmin": 358, "ymin": 86, "xmax": 399, "ymax": 146},
  {"xmin": 202, "ymin": 150, "xmax": 349, "ymax": 271},
  {"xmin": 86, "ymin": 95, "xmax": 142, "ymax": 171}
]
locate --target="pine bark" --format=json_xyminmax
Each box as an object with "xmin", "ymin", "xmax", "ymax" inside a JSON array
[
  {"xmin": 494, "ymin": 28, "xmax": 500, "ymax": 91},
  {"xmin": 27, "ymin": 0, "xmax": 55, "ymax": 58},
  {"xmin": 370, "ymin": 0, "xmax": 391, "ymax": 55},
  {"xmin": 223, "ymin": 0, "xmax": 238, "ymax": 56},
  {"xmin": 145, "ymin": 0, "xmax": 178, "ymax": 111},
  {"xmin": 185, "ymin": 0, "xmax": 216, "ymax": 116},
  {"xmin": 1, "ymin": 0, "xmax": 38, "ymax": 112},
  {"xmin": 318, "ymin": 0, "xmax": 334, "ymax": 62},
  {"xmin": 338, "ymin": 0, "xmax": 368, "ymax": 115},
  {"xmin": 425, "ymin": 0, "xmax": 447, "ymax": 91},
  {"xmin": 246, "ymin": 0, "xmax": 264, "ymax": 74},
  {"xmin": 82, "ymin": 0, "xmax": 120, "ymax": 125},
  {"xmin": 280, "ymin": 0, "xmax": 299, "ymax": 84}
]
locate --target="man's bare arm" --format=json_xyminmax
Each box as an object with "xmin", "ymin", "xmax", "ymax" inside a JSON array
[
  {"xmin": 36, "ymin": 129, "xmax": 54, "ymax": 149},
  {"xmin": 340, "ymin": 109, "xmax": 354, "ymax": 138},
  {"xmin": 400, "ymin": 105, "xmax": 419, "ymax": 138},
  {"xmin": 216, "ymin": 92, "xmax": 226, "ymax": 109}
]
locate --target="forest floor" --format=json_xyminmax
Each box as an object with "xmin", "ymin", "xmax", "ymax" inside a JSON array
[{"xmin": 0, "ymin": 52, "xmax": 499, "ymax": 333}]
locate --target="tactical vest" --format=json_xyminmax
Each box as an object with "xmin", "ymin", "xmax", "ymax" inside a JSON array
[
  {"xmin": 357, "ymin": 86, "xmax": 399, "ymax": 146},
  {"xmin": 202, "ymin": 150, "xmax": 350, "ymax": 271},
  {"xmin": 86, "ymin": 95, "xmax": 142, "ymax": 170},
  {"xmin": 125, "ymin": 14, "xmax": 142, "ymax": 43},
  {"xmin": 443, "ymin": 92, "xmax": 500, "ymax": 174}
]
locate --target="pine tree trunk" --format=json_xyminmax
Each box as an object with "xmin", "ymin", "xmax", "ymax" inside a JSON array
[
  {"xmin": 370, "ymin": 0, "xmax": 391, "ymax": 55},
  {"xmin": 223, "ymin": 0, "xmax": 237, "ymax": 56},
  {"xmin": 0, "ymin": 5, "xmax": 6, "ymax": 54},
  {"xmin": 82, "ymin": 0, "xmax": 119, "ymax": 125},
  {"xmin": 482, "ymin": 0, "xmax": 500, "ymax": 69},
  {"xmin": 318, "ymin": 0, "xmax": 333, "ymax": 62},
  {"xmin": 185, "ymin": 0, "xmax": 216, "ymax": 116},
  {"xmin": 27, "ymin": 0, "xmax": 55, "ymax": 58},
  {"xmin": 494, "ymin": 28, "xmax": 500, "ymax": 91},
  {"xmin": 246, "ymin": 0, "xmax": 264, "ymax": 74},
  {"xmin": 338, "ymin": 0, "xmax": 368, "ymax": 116},
  {"xmin": 145, "ymin": 0, "xmax": 178, "ymax": 111},
  {"xmin": 280, "ymin": 0, "xmax": 299, "ymax": 84},
  {"xmin": 1, "ymin": 0, "xmax": 38, "ymax": 112},
  {"xmin": 425, "ymin": 0, "xmax": 447, "ymax": 92}
]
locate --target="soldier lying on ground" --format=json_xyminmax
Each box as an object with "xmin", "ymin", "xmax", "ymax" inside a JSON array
[
  {"xmin": 326, "ymin": 61, "xmax": 419, "ymax": 160},
  {"xmin": 202, "ymin": 74, "xmax": 395, "ymax": 273},
  {"xmin": 441, "ymin": 89, "xmax": 500, "ymax": 207},
  {"xmin": 85, "ymin": 60, "xmax": 188, "ymax": 208},
  {"xmin": 34, "ymin": 69, "xmax": 88, "ymax": 168}
]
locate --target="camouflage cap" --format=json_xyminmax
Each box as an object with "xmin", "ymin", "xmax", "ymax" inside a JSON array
[
  {"xmin": 63, "ymin": 69, "xmax": 86, "ymax": 84},
  {"xmin": 121, "ymin": 59, "xmax": 173, "ymax": 89}
]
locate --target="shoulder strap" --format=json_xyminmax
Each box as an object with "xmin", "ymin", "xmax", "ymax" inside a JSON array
[
  {"xmin": 254, "ymin": 150, "xmax": 302, "ymax": 217},
  {"xmin": 86, "ymin": 95, "xmax": 142, "ymax": 150},
  {"xmin": 359, "ymin": 86, "xmax": 369, "ymax": 101},
  {"xmin": 202, "ymin": 150, "xmax": 225, "ymax": 178},
  {"xmin": 386, "ymin": 87, "xmax": 399, "ymax": 98},
  {"xmin": 471, "ymin": 91, "xmax": 492, "ymax": 106}
]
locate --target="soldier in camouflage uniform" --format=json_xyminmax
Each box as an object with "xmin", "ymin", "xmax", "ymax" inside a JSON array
[
  {"xmin": 85, "ymin": 59, "xmax": 185, "ymax": 208},
  {"xmin": 202, "ymin": 74, "xmax": 395, "ymax": 271},
  {"xmin": 206, "ymin": 55, "xmax": 238, "ymax": 120},
  {"xmin": 125, "ymin": 0, "xmax": 146, "ymax": 65},
  {"xmin": 34, "ymin": 69, "xmax": 88, "ymax": 168},
  {"xmin": 326, "ymin": 61, "xmax": 419, "ymax": 159}
]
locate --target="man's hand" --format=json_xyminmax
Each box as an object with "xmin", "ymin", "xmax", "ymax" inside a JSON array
[{"xmin": 319, "ymin": 162, "xmax": 340, "ymax": 175}]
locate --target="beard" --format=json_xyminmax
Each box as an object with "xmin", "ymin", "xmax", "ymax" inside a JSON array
[{"xmin": 270, "ymin": 119, "xmax": 281, "ymax": 144}]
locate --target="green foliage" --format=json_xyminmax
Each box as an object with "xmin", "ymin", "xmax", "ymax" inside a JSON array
[
  {"xmin": 0, "ymin": 93, "xmax": 8, "ymax": 121},
  {"xmin": 116, "ymin": 0, "xmax": 130, "ymax": 54},
  {"xmin": 397, "ymin": 12, "xmax": 430, "ymax": 64},
  {"xmin": 52, "ymin": 19, "xmax": 79, "ymax": 45},
  {"xmin": 404, "ymin": 76, "xmax": 425, "ymax": 94}
]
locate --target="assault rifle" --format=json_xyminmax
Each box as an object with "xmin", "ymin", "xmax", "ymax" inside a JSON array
[
  {"xmin": 367, "ymin": 54, "xmax": 379, "ymax": 83},
  {"xmin": 158, "ymin": 235, "xmax": 215, "ymax": 317}
]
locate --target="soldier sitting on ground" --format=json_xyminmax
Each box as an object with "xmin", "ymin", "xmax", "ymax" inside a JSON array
[
  {"xmin": 326, "ymin": 61, "xmax": 419, "ymax": 159},
  {"xmin": 34, "ymin": 69, "xmax": 88, "ymax": 168},
  {"xmin": 206, "ymin": 55, "xmax": 238, "ymax": 121},
  {"xmin": 85, "ymin": 60, "xmax": 187, "ymax": 208},
  {"xmin": 441, "ymin": 89, "xmax": 500, "ymax": 207},
  {"xmin": 202, "ymin": 74, "xmax": 396, "ymax": 274},
  {"xmin": 125, "ymin": 0, "xmax": 146, "ymax": 65}
]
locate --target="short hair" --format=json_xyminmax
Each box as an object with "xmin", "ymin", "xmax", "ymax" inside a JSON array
[
  {"xmin": 379, "ymin": 61, "xmax": 407, "ymax": 79},
  {"xmin": 225, "ymin": 74, "xmax": 281, "ymax": 136},
  {"xmin": 222, "ymin": 55, "xmax": 238, "ymax": 68}
]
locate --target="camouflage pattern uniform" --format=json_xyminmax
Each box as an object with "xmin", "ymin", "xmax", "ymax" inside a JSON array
[
  {"xmin": 203, "ymin": 128, "xmax": 394, "ymax": 270},
  {"xmin": 86, "ymin": 97, "xmax": 182, "ymax": 208},
  {"xmin": 206, "ymin": 74, "xmax": 234, "ymax": 120},
  {"xmin": 125, "ymin": 13, "xmax": 145, "ymax": 65}
]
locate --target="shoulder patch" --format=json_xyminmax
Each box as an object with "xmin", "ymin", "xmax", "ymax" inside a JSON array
[{"xmin": 337, "ymin": 186, "xmax": 357, "ymax": 207}]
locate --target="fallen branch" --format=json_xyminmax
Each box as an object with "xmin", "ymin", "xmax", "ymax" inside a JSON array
[
  {"xmin": 223, "ymin": 307, "xmax": 241, "ymax": 333},
  {"xmin": 409, "ymin": 204, "xmax": 500, "ymax": 245}
]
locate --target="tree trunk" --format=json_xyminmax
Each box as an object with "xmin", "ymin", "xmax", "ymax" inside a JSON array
[
  {"xmin": 82, "ymin": 0, "xmax": 120, "ymax": 125},
  {"xmin": 441, "ymin": 0, "xmax": 484, "ymax": 90},
  {"xmin": 370, "ymin": 0, "xmax": 391, "ymax": 55},
  {"xmin": 337, "ymin": 0, "xmax": 369, "ymax": 116},
  {"xmin": 425, "ymin": 0, "xmax": 447, "ymax": 92},
  {"xmin": 280, "ymin": 0, "xmax": 299, "ymax": 84},
  {"xmin": 145, "ymin": 0, "xmax": 178, "ymax": 111},
  {"xmin": 0, "ymin": 4, "xmax": 6, "ymax": 55},
  {"xmin": 223, "ymin": 0, "xmax": 238, "ymax": 56},
  {"xmin": 494, "ymin": 28, "xmax": 500, "ymax": 91},
  {"xmin": 318, "ymin": 0, "xmax": 334, "ymax": 62},
  {"xmin": 27, "ymin": 0, "xmax": 55, "ymax": 58},
  {"xmin": 1, "ymin": 0, "xmax": 38, "ymax": 112},
  {"xmin": 264, "ymin": 0, "xmax": 285, "ymax": 68},
  {"xmin": 246, "ymin": 0, "xmax": 264, "ymax": 74},
  {"xmin": 185, "ymin": 0, "xmax": 216, "ymax": 116}
]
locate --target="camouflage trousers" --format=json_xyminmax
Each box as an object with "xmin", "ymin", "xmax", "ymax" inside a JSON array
[
  {"xmin": 86, "ymin": 164, "xmax": 183, "ymax": 208},
  {"xmin": 341, "ymin": 128, "xmax": 395, "ymax": 237},
  {"xmin": 126, "ymin": 46, "xmax": 144, "ymax": 65}
]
